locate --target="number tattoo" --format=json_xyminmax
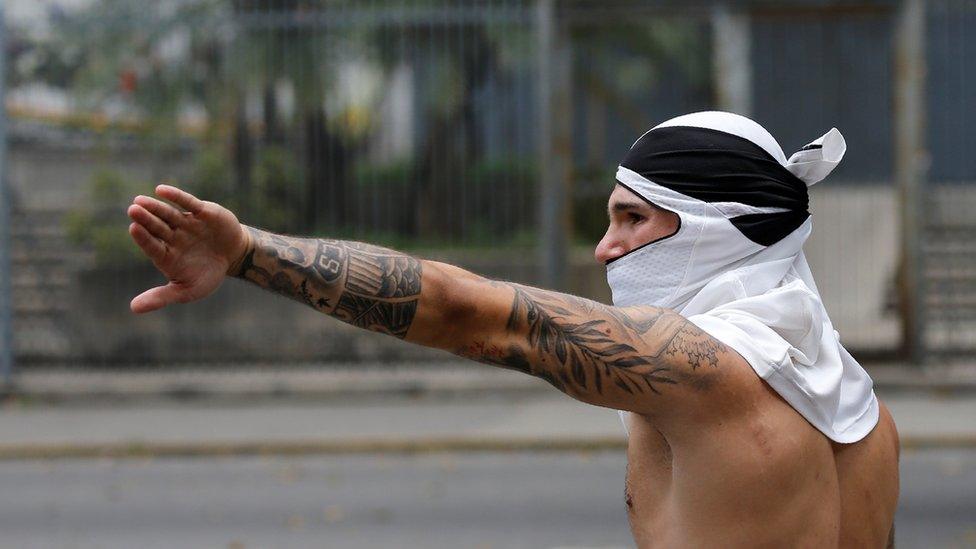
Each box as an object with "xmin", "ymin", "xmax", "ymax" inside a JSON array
[{"xmin": 235, "ymin": 227, "xmax": 422, "ymax": 339}]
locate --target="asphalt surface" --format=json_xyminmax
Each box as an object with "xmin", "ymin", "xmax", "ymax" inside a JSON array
[
  {"xmin": 0, "ymin": 382, "xmax": 972, "ymax": 547},
  {"xmin": 897, "ymin": 449, "xmax": 976, "ymax": 549},
  {"xmin": 0, "ymin": 453, "xmax": 633, "ymax": 549},
  {"xmin": 0, "ymin": 449, "xmax": 972, "ymax": 549}
]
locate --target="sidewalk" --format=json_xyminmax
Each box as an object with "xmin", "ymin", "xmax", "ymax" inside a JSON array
[
  {"xmin": 1, "ymin": 363, "xmax": 543, "ymax": 404},
  {"xmin": 7, "ymin": 362, "xmax": 976, "ymax": 404},
  {"xmin": 0, "ymin": 386, "xmax": 973, "ymax": 459}
]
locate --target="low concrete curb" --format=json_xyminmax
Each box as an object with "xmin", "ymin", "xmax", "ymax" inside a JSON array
[
  {"xmin": 0, "ymin": 364, "xmax": 549, "ymax": 405},
  {"xmin": 898, "ymin": 435, "xmax": 976, "ymax": 450},
  {"xmin": 0, "ymin": 434, "xmax": 973, "ymax": 461},
  {"xmin": 5, "ymin": 363, "xmax": 976, "ymax": 405},
  {"xmin": 0, "ymin": 436, "xmax": 628, "ymax": 460}
]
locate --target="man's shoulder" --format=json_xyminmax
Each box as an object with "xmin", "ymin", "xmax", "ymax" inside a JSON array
[{"xmin": 619, "ymin": 306, "xmax": 767, "ymax": 421}]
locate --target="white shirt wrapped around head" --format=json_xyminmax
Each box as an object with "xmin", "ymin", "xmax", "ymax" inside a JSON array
[{"xmin": 609, "ymin": 111, "xmax": 878, "ymax": 444}]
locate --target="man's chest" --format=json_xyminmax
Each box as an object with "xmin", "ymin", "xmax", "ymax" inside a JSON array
[
  {"xmin": 621, "ymin": 410, "xmax": 842, "ymax": 548},
  {"xmin": 623, "ymin": 416, "xmax": 673, "ymax": 520}
]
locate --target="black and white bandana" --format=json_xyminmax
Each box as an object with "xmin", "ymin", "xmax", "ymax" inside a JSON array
[{"xmin": 611, "ymin": 111, "xmax": 878, "ymax": 444}]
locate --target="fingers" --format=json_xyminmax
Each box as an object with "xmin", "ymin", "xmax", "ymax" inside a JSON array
[
  {"xmin": 130, "ymin": 283, "xmax": 180, "ymax": 314},
  {"xmin": 128, "ymin": 222, "xmax": 168, "ymax": 261},
  {"xmin": 156, "ymin": 184, "xmax": 206, "ymax": 215},
  {"xmin": 133, "ymin": 195, "xmax": 185, "ymax": 229},
  {"xmin": 127, "ymin": 204, "xmax": 174, "ymax": 242}
]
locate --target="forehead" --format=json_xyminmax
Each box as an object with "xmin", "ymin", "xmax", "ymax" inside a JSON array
[{"xmin": 607, "ymin": 184, "xmax": 651, "ymax": 209}]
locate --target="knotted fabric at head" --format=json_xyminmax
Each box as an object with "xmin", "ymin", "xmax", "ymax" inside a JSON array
[
  {"xmin": 608, "ymin": 111, "xmax": 878, "ymax": 445},
  {"xmin": 619, "ymin": 118, "xmax": 845, "ymax": 246}
]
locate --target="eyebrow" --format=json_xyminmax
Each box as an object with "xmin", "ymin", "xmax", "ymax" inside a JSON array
[{"xmin": 608, "ymin": 201, "xmax": 648, "ymax": 216}]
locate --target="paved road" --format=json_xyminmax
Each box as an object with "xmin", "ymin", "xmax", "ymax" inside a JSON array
[
  {"xmin": 897, "ymin": 448, "xmax": 976, "ymax": 549},
  {"xmin": 0, "ymin": 449, "xmax": 972, "ymax": 549}
]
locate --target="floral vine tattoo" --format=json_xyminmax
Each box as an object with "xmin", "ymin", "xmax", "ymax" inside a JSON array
[
  {"xmin": 460, "ymin": 284, "xmax": 727, "ymax": 398},
  {"xmin": 235, "ymin": 227, "xmax": 422, "ymax": 339}
]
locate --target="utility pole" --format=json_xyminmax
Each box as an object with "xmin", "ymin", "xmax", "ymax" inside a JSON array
[
  {"xmin": 536, "ymin": 0, "xmax": 572, "ymax": 290},
  {"xmin": 712, "ymin": 3, "xmax": 752, "ymax": 116},
  {"xmin": 0, "ymin": 3, "xmax": 12, "ymax": 385},
  {"xmin": 894, "ymin": 0, "xmax": 928, "ymax": 365}
]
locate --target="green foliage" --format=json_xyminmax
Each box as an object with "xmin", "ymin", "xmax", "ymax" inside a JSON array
[
  {"xmin": 467, "ymin": 158, "xmax": 537, "ymax": 188},
  {"xmin": 352, "ymin": 159, "xmax": 413, "ymax": 189},
  {"xmin": 345, "ymin": 157, "xmax": 539, "ymax": 249},
  {"xmin": 191, "ymin": 146, "xmax": 237, "ymax": 208},
  {"xmin": 190, "ymin": 143, "xmax": 306, "ymax": 233},
  {"xmin": 571, "ymin": 19, "xmax": 711, "ymax": 94},
  {"xmin": 65, "ymin": 170, "xmax": 155, "ymax": 267},
  {"xmin": 572, "ymin": 163, "xmax": 616, "ymax": 245},
  {"xmin": 251, "ymin": 146, "xmax": 304, "ymax": 231},
  {"xmin": 35, "ymin": 1, "xmax": 659, "ymax": 259},
  {"xmin": 573, "ymin": 194, "xmax": 613, "ymax": 246}
]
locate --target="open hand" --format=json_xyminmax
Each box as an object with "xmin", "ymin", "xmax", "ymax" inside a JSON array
[{"xmin": 126, "ymin": 185, "xmax": 250, "ymax": 314}]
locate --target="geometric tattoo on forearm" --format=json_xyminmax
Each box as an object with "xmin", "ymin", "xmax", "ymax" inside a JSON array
[{"xmin": 235, "ymin": 227, "xmax": 422, "ymax": 339}]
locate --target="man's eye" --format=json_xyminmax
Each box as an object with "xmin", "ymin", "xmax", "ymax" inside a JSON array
[{"xmin": 628, "ymin": 213, "xmax": 645, "ymax": 224}]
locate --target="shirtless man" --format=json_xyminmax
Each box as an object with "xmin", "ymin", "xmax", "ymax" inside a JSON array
[{"xmin": 126, "ymin": 111, "xmax": 899, "ymax": 547}]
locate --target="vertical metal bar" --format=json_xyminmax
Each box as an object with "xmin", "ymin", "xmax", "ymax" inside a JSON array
[
  {"xmin": 711, "ymin": 3, "xmax": 752, "ymax": 116},
  {"xmin": 0, "ymin": 3, "xmax": 12, "ymax": 384},
  {"xmin": 894, "ymin": 0, "xmax": 928, "ymax": 365},
  {"xmin": 536, "ymin": 0, "xmax": 570, "ymax": 290}
]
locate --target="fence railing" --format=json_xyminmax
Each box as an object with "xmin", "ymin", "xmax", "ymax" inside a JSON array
[{"xmin": 2, "ymin": 0, "xmax": 973, "ymax": 367}]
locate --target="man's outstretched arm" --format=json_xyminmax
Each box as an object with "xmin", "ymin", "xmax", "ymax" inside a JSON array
[
  {"xmin": 128, "ymin": 185, "xmax": 748, "ymax": 420},
  {"xmin": 234, "ymin": 228, "xmax": 743, "ymax": 421}
]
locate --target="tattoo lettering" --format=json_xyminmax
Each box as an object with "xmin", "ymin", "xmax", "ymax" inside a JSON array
[
  {"xmin": 236, "ymin": 227, "xmax": 422, "ymax": 339},
  {"xmin": 313, "ymin": 242, "xmax": 346, "ymax": 284}
]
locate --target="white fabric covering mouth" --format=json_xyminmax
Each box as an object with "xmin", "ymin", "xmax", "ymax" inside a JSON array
[{"xmin": 611, "ymin": 111, "xmax": 878, "ymax": 444}]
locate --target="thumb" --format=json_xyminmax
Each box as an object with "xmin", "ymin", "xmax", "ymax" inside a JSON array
[{"xmin": 130, "ymin": 283, "xmax": 182, "ymax": 314}]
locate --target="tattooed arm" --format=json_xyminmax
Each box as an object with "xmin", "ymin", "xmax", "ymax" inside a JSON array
[
  {"xmin": 234, "ymin": 227, "xmax": 746, "ymax": 419},
  {"xmin": 127, "ymin": 185, "xmax": 747, "ymax": 419},
  {"xmin": 232, "ymin": 228, "xmax": 426, "ymax": 339}
]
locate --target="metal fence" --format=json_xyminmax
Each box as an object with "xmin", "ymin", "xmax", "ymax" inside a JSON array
[{"xmin": 1, "ymin": 0, "xmax": 973, "ymax": 368}]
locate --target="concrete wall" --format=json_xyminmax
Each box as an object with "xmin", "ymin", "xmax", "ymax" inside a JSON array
[
  {"xmin": 65, "ymin": 255, "xmax": 609, "ymax": 364},
  {"xmin": 8, "ymin": 140, "xmax": 194, "ymax": 210},
  {"xmin": 805, "ymin": 185, "xmax": 901, "ymax": 351}
]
